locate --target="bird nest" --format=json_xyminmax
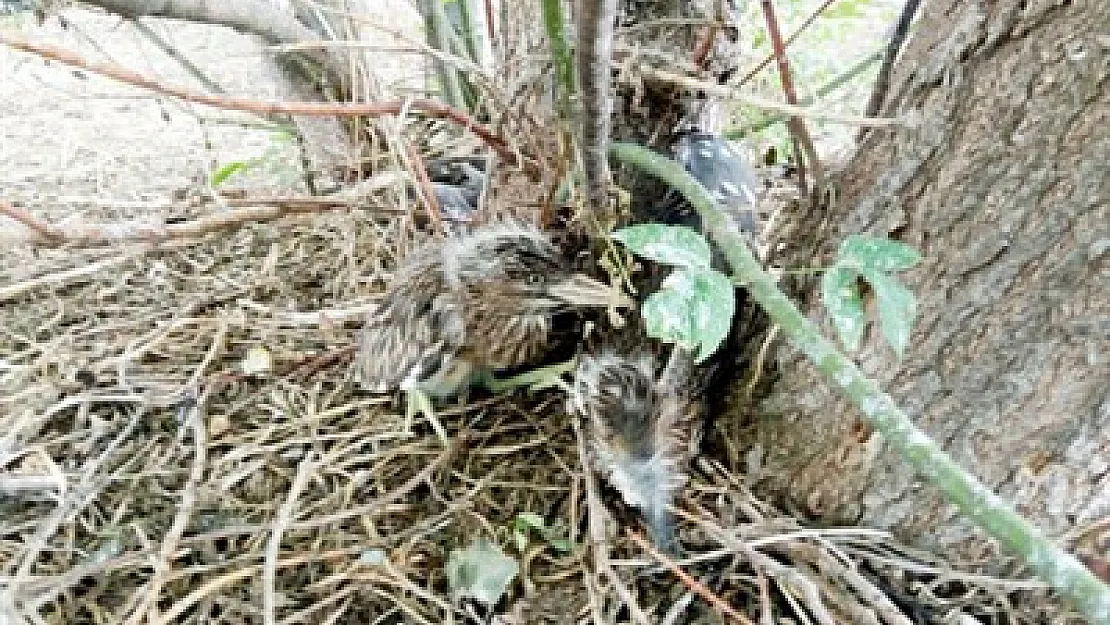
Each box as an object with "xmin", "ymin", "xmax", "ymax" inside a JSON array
[
  {"xmin": 0, "ymin": 178, "xmax": 1066, "ymax": 624},
  {"xmin": 0, "ymin": 8, "xmax": 1065, "ymax": 620}
]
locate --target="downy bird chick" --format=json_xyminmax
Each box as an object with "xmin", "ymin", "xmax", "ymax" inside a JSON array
[
  {"xmin": 357, "ymin": 220, "xmax": 631, "ymax": 410},
  {"xmin": 568, "ymin": 347, "xmax": 703, "ymax": 548}
]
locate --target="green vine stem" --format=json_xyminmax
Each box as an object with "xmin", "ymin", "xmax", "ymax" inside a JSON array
[
  {"xmin": 421, "ymin": 0, "xmax": 467, "ymax": 111},
  {"xmin": 539, "ymin": 0, "xmax": 575, "ymax": 122},
  {"xmin": 610, "ymin": 141, "xmax": 1110, "ymax": 622}
]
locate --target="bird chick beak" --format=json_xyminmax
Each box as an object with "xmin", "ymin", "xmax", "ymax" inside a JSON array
[{"xmin": 547, "ymin": 274, "xmax": 634, "ymax": 309}]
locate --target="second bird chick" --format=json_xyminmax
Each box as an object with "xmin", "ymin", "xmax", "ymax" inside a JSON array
[{"xmin": 568, "ymin": 347, "xmax": 703, "ymax": 549}]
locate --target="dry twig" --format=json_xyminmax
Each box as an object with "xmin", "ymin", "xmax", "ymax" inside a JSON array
[{"xmin": 0, "ymin": 33, "xmax": 531, "ymax": 172}]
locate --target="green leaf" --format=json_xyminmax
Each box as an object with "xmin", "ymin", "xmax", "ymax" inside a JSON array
[
  {"xmin": 511, "ymin": 513, "xmax": 572, "ymax": 552},
  {"xmin": 642, "ymin": 268, "xmax": 735, "ymax": 363},
  {"xmin": 446, "ymin": 540, "xmax": 518, "ymax": 605},
  {"xmin": 269, "ymin": 129, "xmax": 295, "ymax": 143},
  {"xmin": 612, "ymin": 224, "xmax": 712, "ymax": 269},
  {"xmin": 838, "ymin": 235, "xmax": 921, "ymax": 273},
  {"xmin": 821, "ymin": 266, "xmax": 866, "ymax": 351},
  {"xmin": 210, "ymin": 161, "xmax": 247, "ymax": 187},
  {"xmin": 547, "ymin": 538, "xmax": 572, "ymax": 552},
  {"xmin": 642, "ymin": 285, "xmax": 693, "ymax": 348},
  {"xmin": 823, "ymin": 0, "xmax": 866, "ymax": 19},
  {"xmin": 512, "ymin": 528, "xmax": 528, "ymax": 553},
  {"xmin": 862, "ymin": 269, "xmax": 917, "ymax": 358},
  {"xmin": 514, "ymin": 512, "xmax": 546, "ymax": 531}
]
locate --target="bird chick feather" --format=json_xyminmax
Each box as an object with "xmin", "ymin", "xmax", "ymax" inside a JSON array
[
  {"xmin": 569, "ymin": 347, "xmax": 702, "ymax": 548},
  {"xmin": 357, "ymin": 220, "xmax": 626, "ymax": 400}
]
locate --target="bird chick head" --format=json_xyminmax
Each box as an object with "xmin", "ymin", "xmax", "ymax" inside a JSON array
[
  {"xmin": 569, "ymin": 350, "xmax": 694, "ymax": 548},
  {"xmin": 442, "ymin": 220, "xmax": 630, "ymax": 313},
  {"xmin": 569, "ymin": 352, "xmax": 658, "ymax": 458}
]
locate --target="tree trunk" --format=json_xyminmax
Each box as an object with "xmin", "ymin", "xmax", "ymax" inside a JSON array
[{"xmin": 749, "ymin": 0, "xmax": 1109, "ymax": 564}]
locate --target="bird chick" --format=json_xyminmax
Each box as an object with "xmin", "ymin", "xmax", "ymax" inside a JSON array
[
  {"xmin": 568, "ymin": 347, "xmax": 702, "ymax": 549},
  {"xmin": 357, "ymin": 220, "xmax": 630, "ymax": 406},
  {"xmin": 657, "ymin": 130, "xmax": 760, "ymax": 235},
  {"xmin": 425, "ymin": 157, "xmax": 488, "ymax": 226}
]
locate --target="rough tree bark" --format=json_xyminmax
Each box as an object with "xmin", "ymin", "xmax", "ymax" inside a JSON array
[{"xmin": 749, "ymin": 0, "xmax": 1109, "ymax": 565}]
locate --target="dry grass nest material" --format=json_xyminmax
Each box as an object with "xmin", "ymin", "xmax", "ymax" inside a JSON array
[{"xmin": 0, "ymin": 170, "xmax": 1065, "ymax": 625}]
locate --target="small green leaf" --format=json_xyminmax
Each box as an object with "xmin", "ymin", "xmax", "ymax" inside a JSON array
[
  {"xmin": 512, "ymin": 528, "xmax": 528, "ymax": 553},
  {"xmin": 511, "ymin": 513, "xmax": 572, "ymax": 552},
  {"xmin": 687, "ymin": 270, "xmax": 735, "ymax": 362},
  {"xmin": 822, "ymin": 266, "xmax": 866, "ymax": 351},
  {"xmin": 210, "ymin": 161, "xmax": 247, "ymax": 187},
  {"xmin": 547, "ymin": 538, "xmax": 572, "ymax": 552},
  {"xmin": 838, "ymin": 235, "xmax": 921, "ymax": 273},
  {"xmin": 446, "ymin": 540, "xmax": 518, "ymax": 605},
  {"xmin": 823, "ymin": 0, "xmax": 866, "ymax": 19},
  {"xmin": 612, "ymin": 224, "xmax": 712, "ymax": 269},
  {"xmin": 514, "ymin": 512, "xmax": 546, "ymax": 532},
  {"xmin": 642, "ymin": 268, "xmax": 735, "ymax": 363},
  {"xmin": 269, "ymin": 129, "xmax": 295, "ymax": 143},
  {"xmin": 643, "ymin": 284, "xmax": 695, "ymax": 348},
  {"xmin": 863, "ymin": 269, "xmax": 917, "ymax": 358}
]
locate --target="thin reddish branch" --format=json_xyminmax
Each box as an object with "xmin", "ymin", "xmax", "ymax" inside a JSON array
[
  {"xmin": 0, "ymin": 200, "xmax": 63, "ymax": 243},
  {"xmin": 404, "ymin": 143, "xmax": 445, "ymax": 236},
  {"xmin": 735, "ymin": 0, "xmax": 838, "ymax": 88},
  {"xmin": 289, "ymin": 346, "xmax": 357, "ymax": 381},
  {"xmin": 758, "ymin": 0, "xmax": 822, "ymax": 187},
  {"xmin": 628, "ymin": 532, "xmax": 757, "ymax": 625},
  {"xmin": 691, "ymin": 21, "xmax": 720, "ymax": 71},
  {"xmin": 1, "ymin": 197, "xmax": 463, "ymax": 249},
  {"xmin": 732, "ymin": 0, "xmax": 834, "ymax": 88},
  {"xmin": 483, "ymin": 0, "xmax": 496, "ymax": 43},
  {"xmin": 759, "ymin": 2, "xmax": 803, "ymax": 109},
  {"xmin": 0, "ymin": 33, "xmax": 530, "ymax": 172}
]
